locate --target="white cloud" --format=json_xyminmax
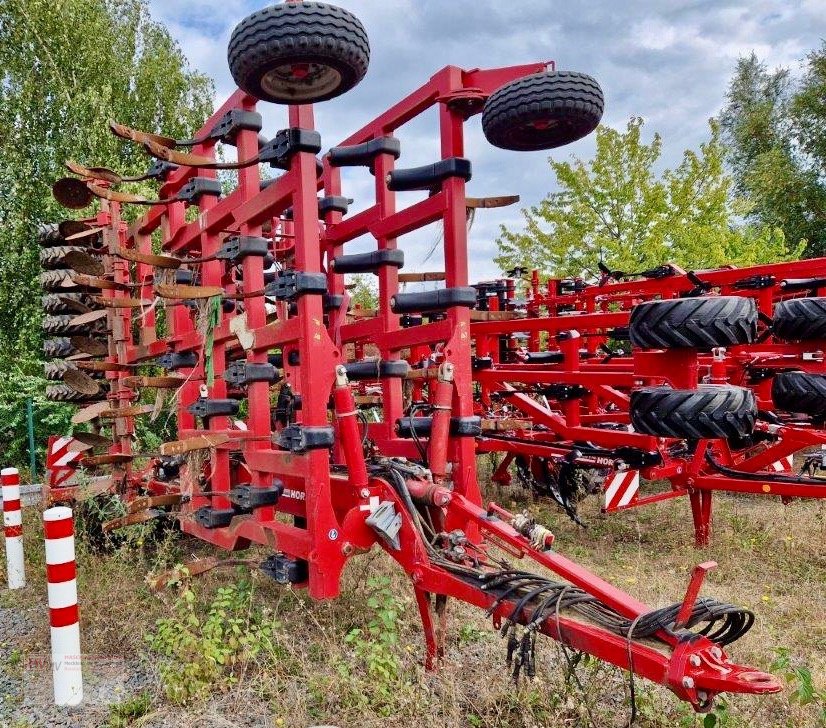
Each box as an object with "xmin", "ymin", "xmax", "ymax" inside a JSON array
[{"xmin": 143, "ymin": 0, "xmax": 824, "ymax": 280}]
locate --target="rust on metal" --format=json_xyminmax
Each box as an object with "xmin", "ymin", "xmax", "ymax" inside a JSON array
[
  {"xmin": 52, "ymin": 177, "xmax": 94, "ymax": 209},
  {"xmin": 465, "ymin": 195, "xmax": 520, "ymax": 209},
  {"xmin": 58, "ymin": 220, "xmax": 92, "ymax": 238},
  {"xmin": 58, "ymin": 294, "xmax": 94, "ymax": 314},
  {"xmin": 70, "ymin": 336, "xmax": 108, "ymax": 356},
  {"xmin": 64, "ymin": 250, "xmax": 104, "ymax": 276},
  {"xmin": 87, "ymin": 182, "xmax": 156, "ymax": 206},
  {"xmin": 469, "ymin": 310, "xmax": 525, "ymax": 321},
  {"xmin": 66, "ymin": 440, "xmax": 93, "ymax": 453},
  {"xmin": 143, "ymin": 140, "xmax": 216, "ymax": 167},
  {"xmin": 63, "ymin": 368, "xmax": 102, "ymax": 396},
  {"xmin": 123, "ymin": 375, "xmax": 185, "ymax": 390},
  {"xmin": 155, "ymin": 283, "xmax": 224, "ymax": 299},
  {"xmin": 109, "ymin": 120, "xmax": 176, "ymax": 148},
  {"xmin": 75, "ymin": 360, "xmax": 135, "ymax": 373},
  {"xmin": 72, "ymin": 431, "xmax": 113, "ymax": 448},
  {"xmin": 160, "ymin": 433, "xmax": 231, "ymax": 455},
  {"xmin": 98, "ymin": 404, "xmax": 155, "ymax": 419},
  {"xmin": 128, "ymin": 494, "xmax": 183, "ymax": 513},
  {"xmin": 70, "ymin": 400, "xmax": 110, "ymax": 425},
  {"xmin": 65, "ymin": 227, "xmax": 104, "ymax": 242},
  {"xmin": 147, "ymin": 557, "xmax": 259, "ymax": 590},
  {"xmin": 102, "ymin": 508, "xmax": 163, "ymax": 533},
  {"xmin": 79, "ymin": 453, "xmax": 134, "ymax": 467},
  {"xmin": 69, "ymin": 309, "xmax": 108, "ymax": 326},
  {"xmin": 117, "ymin": 247, "xmax": 181, "ymax": 269},
  {"xmin": 480, "ymin": 418, "xmax": 532, "ymax": 431},
  {"xmin": 398, "ymin": 272, "xmax": 446, "ymax": 283},
  {"xmin": 65, "ymin": 160, "xmax": 122, "ymax": 184},
  {"xmin": 92, "ymin": 296, "xmax": 153, "ymax": 308},
  {"xmin": 69, "ymin": 273, "xmax": 130, "ymax": 291}
]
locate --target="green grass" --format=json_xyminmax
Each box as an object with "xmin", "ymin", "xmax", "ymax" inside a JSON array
[{"xmin": 3, "ymin": 479, "xmax": 824, "ymax": 727}]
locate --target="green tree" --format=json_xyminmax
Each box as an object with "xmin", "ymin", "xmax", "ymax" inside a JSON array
[
  {"xmin": 0, "ymin": 0, "xmax": 213, "ymax": 468},
  {"xmin": 719, "ymin": 50, "xmax": 826, "ymax": 257},
  {"xmin": 495, "ymin": 118, "xmax": 797, "ymax": 279}
]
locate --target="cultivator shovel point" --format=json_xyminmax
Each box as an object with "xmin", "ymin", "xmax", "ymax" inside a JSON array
[{"xmin": 40, "ymin": 0, "xmax": 797, "ymax": 714}]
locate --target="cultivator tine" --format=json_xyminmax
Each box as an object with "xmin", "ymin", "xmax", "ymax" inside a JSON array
[
  {"xmin": 465, "ymin": 195, "xmax": 520, "ymax": 208},
  {"xmin": 58, "ymin": 219, "xmax": 93, "ymax": 238},
  {"xmin": 66, "ymin": 439, "xmax": 93, "ymax": 453},
  {"xmin": 115, "ymin": 247, "xmax": 181, "ymax": 269},
  {"xmin": 65, "ymin": 226, "xmax": 104, "ymax": 241},
  {"xmin": 102, "ymin": 508, "xmax": 163, "ymax": 533},
  {"xmin": 398, "ymin": 272, "xmax": 446, "ymax": 283},
  {"xmin": 108, "ymin": 120, "xmax": 177, "ymax": 148},
  {"xmin": 86, "ymin": 182, "xmax": 158, "ymax": 206},
  {"xmin": 70, "ymin": 336, "xmax": 108, "ymax": 356},
  {"xmin": 97, "ymin": 405, "xmax": 155, "ymax": 419},
  {"xmin": 147, "ymin": 557, "xmax": 260, "ymax": 591},
  {"xmin": 91, "ymin": 296, "xmax": 154, "ymax": 308},
  {"xmin": 71, "ymin": 431, "xmax": 113, "ymax": 449},
  {"xmin": 76, "ymin": 361, "xmax": 134, "ymax": 372},
  {"xmin": 79, "ymin": 453, "xmax": 135, "ymax": 468},
  {"xmin": 159, "ymin": 433, "xmax": 231, "ymax": 455},
  {"xmin": 69, "ymin": 273, "xmax": 131, "ymax": 291},
  {"xmin": 143, "ymin": 139, "xmax": 263, "ymax": 170},
  {"xmin": 65, "ymin": 159, "xmax": 123, "ymax": 185},
  {"xmin": 69, "ymin": 309, "xmax": 108, "ymax": 327},
  {"xmin": 122, "ymin": 375, "xmax": 185, "ymax": 390},
  {"xmin": 74, "ymin": 361, "xmax": 136, "ymax": 373},
  {"xmin": 128, "ymin": 494, "xmax": 182, "ymax": 513},
  {"xmin": 154, "ymin": 283, "xmax": 223, "ymax": 299},
  {"xmin": 70, "ymin": 401, "xmax": 109, "ymax": 425}
]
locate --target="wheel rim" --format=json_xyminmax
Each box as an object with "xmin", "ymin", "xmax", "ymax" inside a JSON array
[{"xmin": 261, "ymin": 62, "xmax": 342, "ymax": 101}]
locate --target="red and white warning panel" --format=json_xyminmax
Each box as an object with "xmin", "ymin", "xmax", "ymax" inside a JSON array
[
  {"xmin": 46, "ymin": 436, "xmax": 82, "ymax": 489},
  {"xmin": 603, "ymin": 469, "xmax": 641, "ymax": 512}
]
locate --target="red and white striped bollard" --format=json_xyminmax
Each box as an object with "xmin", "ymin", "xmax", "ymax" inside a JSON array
[
  {"xmin": 44, "ymin": 506, "xmax": 83, "ymax": 705},
  {"xmin": 1, "ymin": 467, "xmax": 26, "ymax": 589}
]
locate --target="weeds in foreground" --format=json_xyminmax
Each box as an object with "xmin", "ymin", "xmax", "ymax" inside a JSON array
[
  {"xmin": 146, "ymin": 572, "xmax": 278, "ymax": 703},
  {"xmin": 108, "ymin": 690, "xmax": 151, "ymax": 727}
]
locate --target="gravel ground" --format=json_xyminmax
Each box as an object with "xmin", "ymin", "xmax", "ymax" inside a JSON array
[{"xmin": 0, "ymin": 599, "xmax": 155, "ymax": 728}]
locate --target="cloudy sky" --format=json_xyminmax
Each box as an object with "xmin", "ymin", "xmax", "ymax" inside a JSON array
[{"xmin": 148, "ymin": 0, "xmax": 826, "ymax": 281}]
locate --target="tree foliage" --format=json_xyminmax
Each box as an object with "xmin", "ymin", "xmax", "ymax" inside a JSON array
[
  {"xmin": 0, "ymin": 0, "xmax": 213, "ymax": 467},
  {"xmin": 719, "ymin": 49, "xmax": 826, "ymax": 257},
  {"xmin": 495, "ymin": 118, "xmax": 798, "ymax": 279}
]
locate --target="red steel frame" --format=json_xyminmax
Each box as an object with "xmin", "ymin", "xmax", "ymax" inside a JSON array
[
  {"xmin": 46, "ymin": 65, "xmax": 786, "ymax": 710},
  {"xmin": 469, "ymin": 263, "xmax": 826, "ymax": 545}
]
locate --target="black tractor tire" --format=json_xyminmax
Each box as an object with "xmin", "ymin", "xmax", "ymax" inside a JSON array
[
  {"xmin": 42, "ymin": 314, "xmax": 103, "ymax": 337},
  {"xmin": 772, "ymin": 297, "xmax": 826, "ymax": 341},
  {"xmin": 629, "ymin": 296, "xmax": 757, "ymax": 349},
  {"xmin": 228, "ymin": 2, "xmax": 370, "ymax": 104},
  {"xmin": 630, "ymin": 385, "xmax": 757, "ymax": 439},
  {"xmin": 481, "ymin": 71, "xmax": 603, "ymax": 151},
  {"xmin": 771, "ymin": 371, "xmax": 826, "ymax": 418},
  {"xmin": 37, "ymin": 223, "xmax": 63, "ymax": 247},
  {"xmin": 43, "ymin": 337, "xmax": 79, "ymax": 358},
  {"xmin": 46, "ymin": 384, "xmax": 102, "ymax": 403},
  {"xmin": 42, "ymin": 293, "xmax": 100, "ymax": 315},
  {"xmin": 44, "ymin": 360, "xmax": 77, "ymax": 381},
  {"xmin": 40, "ymin": 269, "xmax": 82, "ymax": 292},
  {"xmin": 40, "ymin": 246, "xmax": 93, "ymax": 270}
]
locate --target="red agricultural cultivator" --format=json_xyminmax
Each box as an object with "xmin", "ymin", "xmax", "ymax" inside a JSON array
[
  {"xmin": 37, "ymin": 0, "xmax": 799, "ymax": 712},
  {"xmin": 471, "ymin": 261, "xmax": 826, "ymax": 543}
]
